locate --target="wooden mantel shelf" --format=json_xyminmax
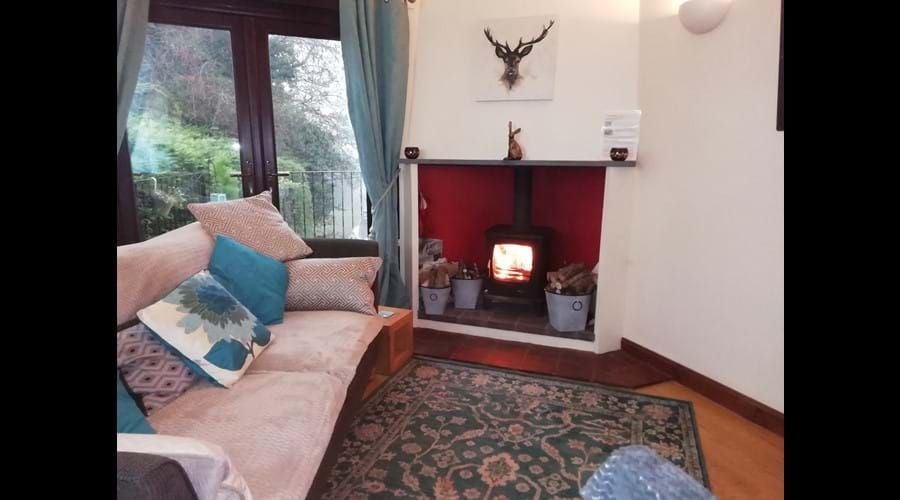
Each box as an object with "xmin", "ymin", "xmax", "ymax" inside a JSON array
[{"xmin": 398, "ymin": 158, "xmax": 636, "ymax": 168}]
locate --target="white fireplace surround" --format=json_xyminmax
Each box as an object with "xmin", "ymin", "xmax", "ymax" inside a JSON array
[{"xmin": 396, "ymin": 0, "xmax": 638, "ymax": 354}]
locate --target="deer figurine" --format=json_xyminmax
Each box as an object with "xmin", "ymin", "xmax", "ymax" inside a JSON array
[
  {"xmin": 505, "ymin": 121, "xmax": 523, "ymax": 160},
  {"xmin": 484, "ymin": 20, "xmax": 555, "ymax": 90}
]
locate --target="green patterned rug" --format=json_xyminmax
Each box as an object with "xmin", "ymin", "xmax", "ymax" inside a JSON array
[{"xmin": 325, "ymin": 356, "xmax": 708, "ymax": 499}]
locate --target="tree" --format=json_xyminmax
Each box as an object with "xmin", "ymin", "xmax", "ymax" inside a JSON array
[{"xmin": 128, "ymin": 24, "xmax": 363, "ymax": 239}]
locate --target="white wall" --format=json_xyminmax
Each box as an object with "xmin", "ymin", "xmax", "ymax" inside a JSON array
[
  {"xmin": 406, "ymin": 0, "xmax": 641, "ymax": 353},
  {"xmin": 404, "ymin": 0, "xmax": 785, "ymax": 412},
  {"xmin": 628, "ymin": 0, "xmax": 784, "ymax": 411},
  {"xmin": 406, "ymin": 0, "xmax": 639, "ymax": 160}
]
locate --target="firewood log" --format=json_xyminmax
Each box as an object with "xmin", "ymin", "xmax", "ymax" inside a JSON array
[
  {"xmin": 419, "ymin": 268, "xmax": 433, "ymax": 287},
  {"xmin": 558, "ymin": 263, "xmax": 588, "ymax": 283},
  {"xmin": 421, "ymin": 259, "xmax": 461, "ymax": 287},
  {"xmin": 546, "ymin": 263, "xmax": 595, "ymax": 294},
  {"xmin": 558, "ymin": 270, "xmax": 591, "ymax": 290},
  {"xmin": 567, "ymin": 274, "xmax": 595, "ymax": 294}
]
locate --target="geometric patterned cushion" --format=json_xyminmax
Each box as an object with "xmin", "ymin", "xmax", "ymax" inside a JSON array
[
  {"xmin": 187, "ymin": 189, "xmax": 313, "ymax": 262},
  {"xmin": 284, "ymin": 257, "xmax": 382, "ymax": 315},
  {"xmin": 117, "ymin": 323, "xmax": 199, "ymax": 415}
]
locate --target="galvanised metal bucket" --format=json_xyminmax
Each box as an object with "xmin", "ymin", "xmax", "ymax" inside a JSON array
[
  {"xmin": 546, "ymin": 290, "xmax": 591, "ymax": 332},
  {"xmin": 451, "ymin": 278, "xmax": 483, "ymax": 309},
  {"xmin": 421, "ymin": 286, "xmax": 452, "ymax": 315}
]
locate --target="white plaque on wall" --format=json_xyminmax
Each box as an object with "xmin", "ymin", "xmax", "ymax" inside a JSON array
[
  {"xmin": 475, "ymin": 15, "xmax": 559, "ymax": 102},
  {"xmin": 601, "ymin": 110, "xmax": 642, "ymax": 161}
]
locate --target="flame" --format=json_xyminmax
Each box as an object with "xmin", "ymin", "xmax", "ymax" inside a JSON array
[{"xmin": 491, "ymin": 243, "xmax": 534, "ymax": 282}]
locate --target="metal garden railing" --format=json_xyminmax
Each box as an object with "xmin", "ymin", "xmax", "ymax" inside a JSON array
[{"xmin": 133, "ymin": 169, "xmax": 369, "ymax": 241}]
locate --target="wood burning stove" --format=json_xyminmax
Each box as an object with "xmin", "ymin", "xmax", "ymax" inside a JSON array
[{"xmin": 483, "ymin": 166, "xmax": 552, "ymax": 313}]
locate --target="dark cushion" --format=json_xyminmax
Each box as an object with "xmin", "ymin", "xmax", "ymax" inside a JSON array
[
  {"xmin": 304, "ymin": 238, "xmax": 379, "ymax": 259},
  {"xmin": 117, "ymin": 452, "xmax": 198, "ymax": 500}
]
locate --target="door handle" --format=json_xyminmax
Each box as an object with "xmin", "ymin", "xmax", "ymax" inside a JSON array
[
  {"xmin": 264, "ymin": 160, "xmax": 290, "ymax": 178},
  {"xmin": 230, "ymin": 159, "xmax": 254, "ymax": 178}
]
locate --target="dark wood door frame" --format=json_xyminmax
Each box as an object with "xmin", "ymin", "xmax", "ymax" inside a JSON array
[
  {"xmin": 117, "ymin": 136, "xmax": 140, "ymax": 245},
  {"xmin": 147, "ymin": 5, "xmax": 260, "ymax": 198},
  {"xmin": 150, "ymin": 1, "xmax": 339, "ymax": 205},
  {"xmin": 152, "ymin": 0, "xmax": 337, "ymax": 21},
  {"xmin": 252, "ymin": 16, "xmax": 339, "ymax": 208},
  {"xmin": 117, "ymin": 0, "xmax": 342, "ymax": 243}
]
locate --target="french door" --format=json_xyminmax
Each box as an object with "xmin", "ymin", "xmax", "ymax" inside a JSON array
[
  {"xmin": 121, "ymin": 7, "xmax": 257, "ymax": 243},
  {"xmin": 117, "ymin": 0, "xmax": 362, "ymax": 244}
]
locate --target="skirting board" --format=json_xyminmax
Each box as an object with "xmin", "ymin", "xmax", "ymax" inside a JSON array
[
  {"xmin": 415, "ymin": 318, "xmax": 595, "ymax": 352},
  {"xmin": 621, "ymin": 338, "xmax": 784, "ymax": 436}
]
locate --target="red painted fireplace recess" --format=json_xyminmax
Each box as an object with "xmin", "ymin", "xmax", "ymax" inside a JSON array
[{"xmin": 418, "ymin": 165, "xmax": 605, "ymax": 272}]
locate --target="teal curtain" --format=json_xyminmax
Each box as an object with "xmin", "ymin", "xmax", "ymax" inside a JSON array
[
  {"xmin": 117, "ymin": 0, "xmax": 150, "ymax": 152},
  {"xmin": 340, "ymin": 0, "xmax": 410, "ymax": 308}
]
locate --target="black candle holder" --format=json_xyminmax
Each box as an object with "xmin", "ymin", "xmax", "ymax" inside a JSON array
[{"xmin": 609, "ymin": 148, "xmax": 629, "ymax": 161}]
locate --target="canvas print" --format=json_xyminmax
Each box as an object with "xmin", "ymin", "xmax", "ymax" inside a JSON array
[{"xmin": 476, "ymin": 15, "xmax": 559, "ymax": 101}]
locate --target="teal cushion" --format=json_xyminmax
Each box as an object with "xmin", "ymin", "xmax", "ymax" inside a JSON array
[
  {"xmin": 209, "ymin": 235, "xmax": 288, "ymax": 326},
  {"xmin": 117, "ymin": 371, "xmax": 155, "ymax": 434}
]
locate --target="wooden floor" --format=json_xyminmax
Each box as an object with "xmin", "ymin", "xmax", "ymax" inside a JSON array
[
  {"xmin": 639, "ymin": 382, "xmax": 785, "ymax": 499},
  {"xmin": 412, "ymin": 328, "xmax": 785, "ymax": 499}
]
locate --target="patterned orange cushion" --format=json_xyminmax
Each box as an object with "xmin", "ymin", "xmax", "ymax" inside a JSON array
[
  {"xmin": 285, "ymin": 257, "xmax": 382, "ymax": 315},
  {"xmin": 187, "ymin": 190, "xmax": 312, "ymax": 262}
]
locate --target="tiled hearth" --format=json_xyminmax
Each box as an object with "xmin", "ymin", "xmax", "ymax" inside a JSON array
[
  {"xmin": 413, "ymin": 328, "xmax": 670, "ymax": 388},
  {"xmin": 418, "ymin": 303, "xmax": 595, "ymax": 342}
]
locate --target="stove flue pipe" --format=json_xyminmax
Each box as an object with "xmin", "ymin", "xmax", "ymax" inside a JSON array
[{"xmin": 512, "ymin": 166, "xmax": 533, "ymax": 230}]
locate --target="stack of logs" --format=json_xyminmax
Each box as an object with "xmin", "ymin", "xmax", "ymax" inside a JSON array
[
  {"xmin": 454, "ymin": 262, "xmax": 481, "ymax": 279},
  {"xmin": 419, "ymin": 259, "xmax": 459, "ymax": 288},
  {"xmin": 546, "ymin": 263, "xmax": 595, "ymax": 295}
]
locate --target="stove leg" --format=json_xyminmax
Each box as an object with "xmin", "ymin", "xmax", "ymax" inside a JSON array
[{"xmin": 535, "ymin": 299, "xmax": 547, "ymax": 317}]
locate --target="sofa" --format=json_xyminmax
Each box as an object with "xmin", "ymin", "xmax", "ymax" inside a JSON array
[{"xmin": 116, "ymin": 222, "xmax": 385, "ymax": 500}]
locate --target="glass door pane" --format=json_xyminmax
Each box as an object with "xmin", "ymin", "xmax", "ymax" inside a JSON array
[
  {"xmin": 265, "ymin": 35, "xmax": 366, "ymax": 239},
  {"xmin": 127, "ymin": 23, "xmax": 245, "ymax": 240}
]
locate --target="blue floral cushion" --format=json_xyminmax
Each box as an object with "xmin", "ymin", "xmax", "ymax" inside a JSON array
[{"xmin": 136, "ymin": 270, "xmax": 274, "ymax": 388}]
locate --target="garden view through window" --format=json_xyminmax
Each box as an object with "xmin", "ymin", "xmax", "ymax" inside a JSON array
[
  {"xmin": 268, "ymin": 34, "xmax": 366, "ymax": 240},
  {"xmin": 127, "ymin": 23, "xmax": 365, "ymax": 241}
]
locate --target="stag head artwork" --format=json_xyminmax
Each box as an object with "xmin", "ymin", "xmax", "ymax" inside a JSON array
[{"xmin": 483, "ymin": 19, "xmax": 555, "ymax": 90}]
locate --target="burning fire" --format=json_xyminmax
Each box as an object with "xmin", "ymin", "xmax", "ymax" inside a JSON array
[{"xmin": 491, "ymin": 243, "xmax": 534, "ymax": 282}]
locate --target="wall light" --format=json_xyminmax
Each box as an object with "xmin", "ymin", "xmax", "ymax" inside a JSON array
[{"xmin": 679, "ymin": 0, "xmax": 732, "ymax": 34}]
